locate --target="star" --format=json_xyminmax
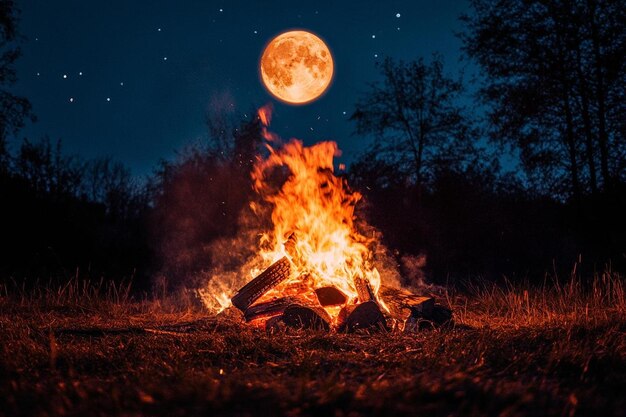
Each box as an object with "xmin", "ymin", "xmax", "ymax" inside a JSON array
[
  {"xmin": 371, "ymin": 35, "xmax": 376, "ymax": 39},
  {"xmin": 157, "ymin": 28, "xmax": 162, "ymax": 32},
  {"xmin": 163, "ymin": 56, "xmax": 168, "ymax": 61},
  {"xmin": 342, "ymin": 111, "xmax": 347, "ymax": 115},
  {"xmin": 374, "ymin": 53, "xmax": 378, "ymax": 58},
  {"xmin": 120, "ymin": 82, "xmax": 124, "ymax": 86},
  {"xmin": 36, "ymin": 72, "xmax": 40, "ymax": 76},
  {"xmin": 69, "ymin": 97, "xmax": 74, "ymax": 103},
  {"xmin": 253, "ymin": 30, "xmax": 258, "ymax": 34},
  {"xmin": 396, "ymin": 13, "xmax": 401, "ymax": 18},
  {"xmin": 219, "ymin": 8, "xmax": 223, "ymax": 12},
  {"xmin": 63, "ymin": 74, "xmax": 67, "ymax": 79},
  {"xmin": 79, "ymin": 71, "xmax": 83, "ymax": 76},
  {"xmin": 106, "ymin": 97, "xmax": 111, "ymax": 102}
]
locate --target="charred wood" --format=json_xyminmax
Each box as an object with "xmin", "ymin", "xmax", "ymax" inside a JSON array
[
  {"xmin": 243, "ymin": 297, "xmax": 300, "ymax": 322},
  {"xmin": 339, "ymin": 300, "xmax": 387, "ymax": 332},
  {"xmin": 314, "ymin": 286, "xmax": 347, "ymax": 307},
  {"xmin": 354, "ymin": 277, "xmax": 374, "ymax": 303},
  {"xmin": 378, "ymin": 285, "xmax": 434, "ymax": 321},
  {"xmin": 282, "ymin": 304, "xmax": 331, "ymax": 331},
  {"xmin": 231, "ymin": 257, "xmax": 291, "ymax": 312},
  {"xmin": 405, "ymin": 304, "xmax": 453, "ymax": 332}
]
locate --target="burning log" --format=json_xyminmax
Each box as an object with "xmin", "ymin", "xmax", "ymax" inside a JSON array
[
  {"xmin": 283, "ymin": 232, "xmax": 300, "ymax": 266},
  {"xmin": 282, "ymin": 304, "xmax": 331, "ymax": 331},
  {"xmin": 243, "ymin": 297, "xmax": 300, "ymax": 322},
  {"xmin": 354, "ymin": 277, "xmax": 375, "ymax": 302},
  {"xmin": 338, "ymin": 300, "xmax": 387, "ymax": 332},
  {"xmin": 231, "ymin": 257, "xmax": 291, "ymax": 312},
  {"xmin": 378, "ymin": 285, "xmax": 435, "ymax": 322},
  {"xmin": 314, "ymin": 286, "xmax": 347, "ymax": 307}
]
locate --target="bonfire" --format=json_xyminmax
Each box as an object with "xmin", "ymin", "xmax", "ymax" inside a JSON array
[{"xmin": 201, "ymin": 105, "xmax": 451, "ymax": 332}]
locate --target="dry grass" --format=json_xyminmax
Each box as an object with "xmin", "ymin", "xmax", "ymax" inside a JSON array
[{"xmin": 1, "ymin": 271, "xmax": 625, "ymax": 417}]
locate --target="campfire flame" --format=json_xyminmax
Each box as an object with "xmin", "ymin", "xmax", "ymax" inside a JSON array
[
  {"xmin": 250, "ymin": 106, "xmax": 385, "ymax": 318},
  {"xmin": 200, "ymin": 105, "xmax": 388, "ymax": 320}
]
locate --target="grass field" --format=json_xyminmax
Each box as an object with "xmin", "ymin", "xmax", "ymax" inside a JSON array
[{"xmin": 1, "ymin": 271, "xmax": 625, "ymax": 417}]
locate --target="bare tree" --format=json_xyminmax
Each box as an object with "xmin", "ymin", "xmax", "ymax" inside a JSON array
[
  {"xmin": 351, "ymin": 55, "xmax": 474, "ymax": 192},
  {"xmin": 462, "ymin": 0, "xmax": 625, "ymax": 198}
]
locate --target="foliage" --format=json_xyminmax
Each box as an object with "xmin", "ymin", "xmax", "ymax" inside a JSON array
[
  {"xmin": 0, "ymin": 0, "xmax": 34, "ymax": 159},
  {"xmin": 461, "ymin": 0, "xmax": 626, "ymax": 198},
  {"xmin": 0, "ymin": 137, "xmax": 152, "ymax": 284},
  {"xmin": 350, "ymin": 55, "xmax": 476, "ymax": 190}
]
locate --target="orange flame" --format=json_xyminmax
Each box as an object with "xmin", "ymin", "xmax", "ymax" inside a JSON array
[{"xmin": 248, "ymin": 105, "xmax": 385, "ymax": 319}]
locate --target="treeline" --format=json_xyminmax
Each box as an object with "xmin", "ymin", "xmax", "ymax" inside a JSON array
[
  {"xmin": 347, "ymin": 0, "xmax": 625, "ymax": 281},
  {"xmin": 0, "ymin": 138, "xmax": 152, "ymax": 285},
  {"xmin": 0, "ymin": 0, "xmax": 624, "ymax": 287}
]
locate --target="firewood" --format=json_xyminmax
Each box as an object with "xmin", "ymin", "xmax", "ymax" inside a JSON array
[
  {"xmin": 405, "ymin": 304, "xmax": 453, "ymax": 331},
  {"xmin": 283, "ymin": 232, "xmax": 300, "ymax": 266},
  {"xmin": 314, "ymin": 286, "xmax": 347, "ymax": 306},
  {"xmin": 339, "ymin": 300, "xmax": 387, "ymax": 332},
  {"xmin": 282, "ymin": 304, "xmax": 331, "ymax": 331},
  {"xmin": 243, "ymin": 297, "xmax": 299, "ymax": 322},
  {"xmin": 231, "ymin": 257, "xmax": 291, "ymax": 312},
  {"xmin": 354, "ymin": 277, "xmax": 374, "ymax": 302},
  {"xmin": 378, "ymin": 285, "xmax": 434, "ymax": 321}
]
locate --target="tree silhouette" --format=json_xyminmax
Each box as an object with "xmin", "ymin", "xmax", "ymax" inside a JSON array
[
  {"xmin": 461, "ymin": 0, "xmax": 625, "ymax": 199},
  {"xmin": 350, "ymin": 55, "xmax": 474, "ymax": 192},
  {"xmin": 0, "ymin": 0, "xmax": 34, "ymax": 165}
]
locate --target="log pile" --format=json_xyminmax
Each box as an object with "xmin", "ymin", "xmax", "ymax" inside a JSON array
[{"xmin": 229, "ymin": 255, "xmax": 452, "ymax": 333}]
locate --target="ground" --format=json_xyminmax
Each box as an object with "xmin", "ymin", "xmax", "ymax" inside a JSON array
[{"xmin": 1, "ymin": 276, "xmax": 625, "ymax": 417}]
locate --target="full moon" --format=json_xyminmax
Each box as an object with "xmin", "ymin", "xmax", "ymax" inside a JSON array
[{"xmin": 260, "ymin": 30, "xmax": 334, "ymax": 105}]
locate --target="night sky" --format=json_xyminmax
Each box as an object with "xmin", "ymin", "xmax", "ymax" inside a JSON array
[{"xmin": 14, "ymin": 0, "xmax": 472, "ymax": 176}]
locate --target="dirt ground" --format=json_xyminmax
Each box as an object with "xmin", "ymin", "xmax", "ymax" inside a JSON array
[{"xmin": 1, "ymin": 285, "xmax": 625, "ymax": 417}]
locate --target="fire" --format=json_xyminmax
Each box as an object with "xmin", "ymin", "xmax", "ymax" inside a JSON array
[
  {"xmin": 199, "ymin": 104, "xmax": 389, "ymax": 321},
  {"xmin": 245, "ymin": 106, "xmax": 385, "ymax": 320}
]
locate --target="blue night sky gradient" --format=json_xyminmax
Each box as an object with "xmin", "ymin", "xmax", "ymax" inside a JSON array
[{"xmin": 14, "ymin": 0, "xmax": 474, "ymax": 176}]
